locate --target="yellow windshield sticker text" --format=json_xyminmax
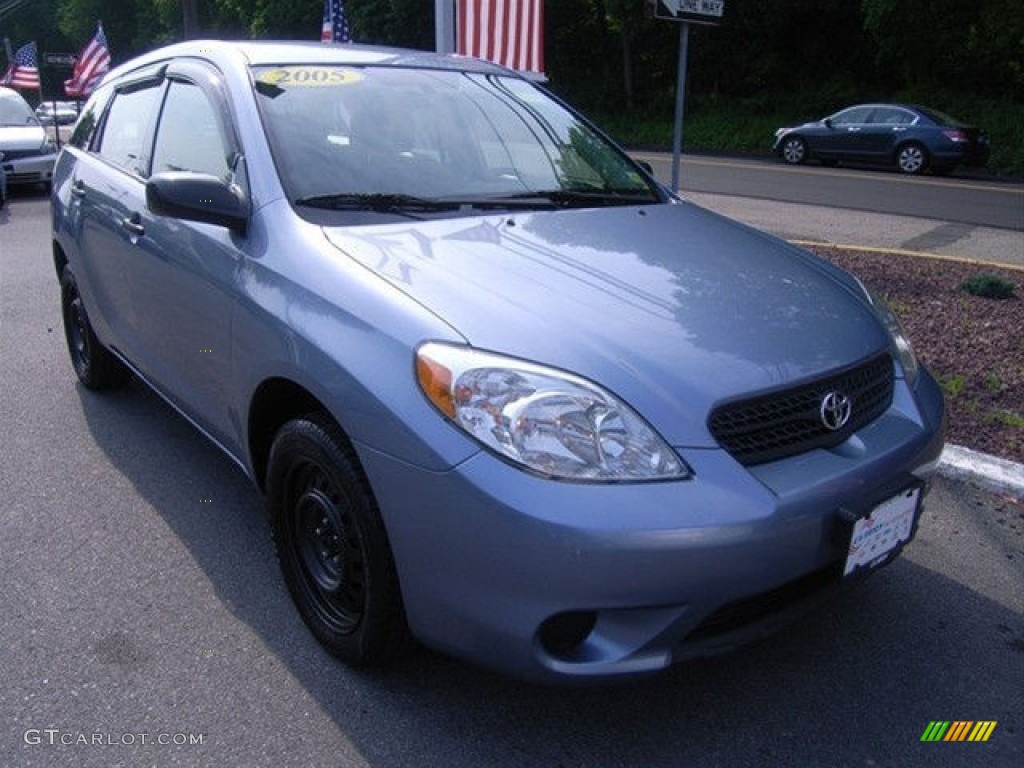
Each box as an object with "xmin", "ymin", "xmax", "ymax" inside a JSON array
[{"xmin": 257, "ymin": 67, "xmax": 362, "ymax": 87}]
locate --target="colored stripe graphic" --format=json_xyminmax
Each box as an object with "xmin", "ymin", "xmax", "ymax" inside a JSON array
[
  {"xmin": 921, "ymin": 720, "xmax": 997, "ymax": 742},
  {"xmin": 968, "ymin": 722, "xmax": 998, "ymax": 742},
  {"xmin": 945, "ymin": 721, "xmax": 973, "ymax": 741}
]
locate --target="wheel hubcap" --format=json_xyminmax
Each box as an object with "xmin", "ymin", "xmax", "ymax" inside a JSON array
[
  {"xmin": 900, "ymin": 147, "xmax": 923, "ymax": 173},
  {"xmin": 288, "ymin": 464, "xmax": 365, "ymax": 632},
  {"xmin": 297, "ymin": 489, "xmax": 347, "ymax": 592},
  {"xmin": 784, "ymin": 140, "xmax": 804, "ymax": 163},
  {"xmin": 67, "ymin": 293, "xmax": 90, "ymax": 367}
]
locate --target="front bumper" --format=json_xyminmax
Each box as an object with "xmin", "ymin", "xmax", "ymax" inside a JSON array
[
  {"xmin": 360, "ymin": 369, "xmax": 945, "ymax": 683},
  {"xmin": 1, "ymin": 150, "xmax": 57, "ymax": 186}
]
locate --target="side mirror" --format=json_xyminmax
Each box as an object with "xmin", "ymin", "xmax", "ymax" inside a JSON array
[
  {"xmin": 823, "ymin": 118, "xmax": 833, "ymax": 129},
  {"xmin": 146, "ymin": 171, "xmax": 249, "ymax": 235}
]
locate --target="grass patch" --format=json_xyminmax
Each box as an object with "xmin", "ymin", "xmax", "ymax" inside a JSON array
[{"xmin": 961, "ymin": 273, "xmax": 1017, "ymax": 300}]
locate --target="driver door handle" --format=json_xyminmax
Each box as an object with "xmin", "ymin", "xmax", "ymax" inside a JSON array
[
  {"xmin": 121, "ymin": 213, "xmax": 145, "ymax": 237},
  {"xmin": 71, "ymin": 180, "xmax": 86, "ymax": 198}
]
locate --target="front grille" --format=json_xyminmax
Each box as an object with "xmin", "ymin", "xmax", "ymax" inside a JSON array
[
  {"xmin": 686, "ymin": 563, "xmax": 839, "ymax": 642},
  {"xmin": 0, "ymin": 148, "xmax": 45, "ymax": 161},
  {"xmin": 708, "ymin": 352, "xmax": 894, "ymax": 466}
]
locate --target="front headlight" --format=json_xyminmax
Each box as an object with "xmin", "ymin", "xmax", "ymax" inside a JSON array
[
  {"xmin": 859, "ymin": 282, "xmax": 919, "ymax": 383},
  {"xmin": 416, "ymin": 343, "xmax": 691, "ymax": 482}
]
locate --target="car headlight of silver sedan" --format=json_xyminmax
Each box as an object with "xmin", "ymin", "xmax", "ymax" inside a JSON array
[{"xmin": 417, "ymin": 342, "xmax": 691, "ymax": 482}]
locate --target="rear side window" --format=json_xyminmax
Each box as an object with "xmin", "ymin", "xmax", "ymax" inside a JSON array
[
  {"xmin": 97, "ymin": 85, "xmax": 161, "ymax": 176},
  {"xmin": 871, "ymin": 107, "xmax": 915, "ymax": 126}
]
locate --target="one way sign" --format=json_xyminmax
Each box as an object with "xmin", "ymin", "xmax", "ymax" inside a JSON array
[{"xmin": 654, "ymin": 0, "xmax": 725, "ymax": 25}]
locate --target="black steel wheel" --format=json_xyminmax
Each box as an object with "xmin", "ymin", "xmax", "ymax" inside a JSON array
[
  {"xmin": 59, "ymin": 266, "xmax": 130, "ymax": 389},
  {"xmin": 896, "ymin": 142, "xmax": 928, "ymax": 175},
  {"xmin": 780, "ymin": 135, "xmax": 807, "ymax": 165},
  {"xmin": 268, "ymin": 413, "xmax": 409, "ymax": 665}
]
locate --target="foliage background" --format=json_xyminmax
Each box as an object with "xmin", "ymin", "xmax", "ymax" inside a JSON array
[{"xmin": 3, "ymin": 0, "xmax": 1022, "ymax": 172}]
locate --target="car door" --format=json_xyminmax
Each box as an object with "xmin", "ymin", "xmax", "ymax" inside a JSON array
[
  {"xmin": 814, "ymin": 106, "xmax": 874, "ymax": 160},
  {"xmin": 857, "ymin": 106, "xmax": 916, "ymax": 160},
  {"xmin": 129, "ymin": 62, "xmax": 247, "ymax": 453},
  {"xmin": 71, "ymin": 74, "xmax": 163, "ymax": 359}
]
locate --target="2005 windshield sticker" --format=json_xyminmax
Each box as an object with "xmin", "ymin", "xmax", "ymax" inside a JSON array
[{"xmin": 257, "ymin": 67, "xmax": 362, "ymax": 87}]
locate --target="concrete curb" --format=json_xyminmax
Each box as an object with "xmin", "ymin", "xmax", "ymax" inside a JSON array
[{"xmin": 938, "ymin": 444, "xmax": 1024, "ymax": 497}]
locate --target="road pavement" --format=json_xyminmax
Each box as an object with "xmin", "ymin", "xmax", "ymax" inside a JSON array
[{"xmin": 685, "ymin": 190, "xmax": 1024, "ymax": 271}]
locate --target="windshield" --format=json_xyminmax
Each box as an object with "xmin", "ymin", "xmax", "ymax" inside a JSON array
[
  {"xmin": 251, "ymin": 65, "xmax": 659, "ymax": 211},
  {"xmin": 0, "ymin": 92, "xmax": 38, "ymax": 127}
]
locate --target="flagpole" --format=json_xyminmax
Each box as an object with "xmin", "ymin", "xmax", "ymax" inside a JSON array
[{"xmin": 436, "ymin": 0, "xmax": 455, "ymax": 54}]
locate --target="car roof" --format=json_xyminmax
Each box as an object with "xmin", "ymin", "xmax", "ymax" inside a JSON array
[
  {"xmin": 102, "ymin": 39, "xmax": 516, "ymax": 85},
  {"xmin": 841, "ymin": 103, "xmax": 919, "ymax": 112}
]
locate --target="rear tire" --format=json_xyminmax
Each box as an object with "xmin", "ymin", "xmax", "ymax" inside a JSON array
[
  {"xmin": 59, "ymin": 266, "xmax": 130, "ymax": 389},
  {"xmin": 896, "ymin": 142, "xmax": 928, "ymax": 175},
  {"xmin": 268, "ymin": 413, "xmax": 410, "ymax": 666}
]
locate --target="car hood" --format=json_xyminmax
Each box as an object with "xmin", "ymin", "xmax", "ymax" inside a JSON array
[
  {"xmin": 0, "ymin": 125, "xmax": 47, "ymax": 151},
  {"xmin": 323, "ymin": 203, "xmax": 891, "ymax": 447},
  {"xmin": 781, "ymin": 119, "xmax": 824, "ymax": 133}
]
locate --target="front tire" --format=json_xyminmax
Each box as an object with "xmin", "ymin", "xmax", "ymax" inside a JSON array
[
  {"xmin": 268, "ymin": 413, "xmax": 410, "ymax": 666},
  {"xmin": 896, "ymin": 142, "xmax": 928, "ymax": 175},
  {"xmin": 59, "ymin": 266, "xmax": 130, "ymax": 389},
  {"xmin": 780, "ymin": 136, "xmax": 807, "ymax": 165}
]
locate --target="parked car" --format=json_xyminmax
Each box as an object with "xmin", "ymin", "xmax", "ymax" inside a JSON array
[
  {"xmin": 0, "ymin": 86, "xmax": 58, "ymax": 188},
  {"xmin": 51, "ymin": 41, "xmax": 945, "ymax": 683},
  {"xmin": 35, "ymin": 100, "xmax": 81, "ymax": 126},
  {"xmin": 773, "ymin": 103, "xmax": 990, "ymax": 175}
]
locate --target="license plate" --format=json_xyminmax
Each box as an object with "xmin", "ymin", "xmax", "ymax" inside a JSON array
[{"xmin": 843, "ymin": 487, "xmax": 920, "ymax": 577}]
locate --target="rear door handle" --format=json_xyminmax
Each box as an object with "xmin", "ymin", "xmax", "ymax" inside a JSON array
[
  {"xmin": 121, "ymin": 213, "xmax": 145, "ymax": 237},
  {"xmin": 71, "ymin": 180, "xmax": 86, "ymax": 198}
]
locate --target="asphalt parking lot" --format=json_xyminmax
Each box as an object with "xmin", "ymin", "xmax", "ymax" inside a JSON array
[{"xmin": 1, "ymin": 189, "xmax": 1021, "ymax": 767}]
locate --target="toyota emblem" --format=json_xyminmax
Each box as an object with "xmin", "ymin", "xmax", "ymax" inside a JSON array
[{"xmin": 820, "ymin": 391, "xmax": 852, "ymax": 431}]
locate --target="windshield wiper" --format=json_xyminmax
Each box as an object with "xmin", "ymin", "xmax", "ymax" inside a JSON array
[
  {"xmin": 490, "ymin": 189, "xmax": 660, "ymax": 207},
  {"xmin": 294, "ymin": 189, "xmax": 659, "ymax": 214},
  {"xmin": 294, "ymin": 193, "xmax": 459, "ymax": 212},
  {"xmin": 295, "ymin": 192, "xmax": 571, "ymax": 213}
]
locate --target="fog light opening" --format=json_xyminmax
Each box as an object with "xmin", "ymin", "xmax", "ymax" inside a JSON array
[{"xmin": 538, "ymin": 611, "xmax": 597, "ymax": 658}]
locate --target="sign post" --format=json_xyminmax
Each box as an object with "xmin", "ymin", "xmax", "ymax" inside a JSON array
[
  {"xmin": 42, "ymin": 53, "xmax": 76, "ymax": 150},
  {"xmin": 651, "ymin": 1, "xmax": 724, "ymax": 190}
]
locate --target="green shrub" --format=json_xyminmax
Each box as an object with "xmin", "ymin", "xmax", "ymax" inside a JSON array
[{"xmin": 960, "ymin": 273, "xmax": 1017, "ymax": 300}]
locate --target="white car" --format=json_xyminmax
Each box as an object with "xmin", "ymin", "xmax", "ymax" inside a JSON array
[
  {"xmin": 0, "ymin": 86, "xmax": 58, "ymax": 188},
  {"xmin": 35, "ymin": 100, "xmax": 80, "ymax": 126}
]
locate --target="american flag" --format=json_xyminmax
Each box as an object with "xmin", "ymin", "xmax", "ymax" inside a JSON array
[
  {"xmin": 456, "ymin": 0, "xmax": 544, "ymax": 75},
  {"xmin": 2, "ymin": 42, "xmax": 41, "ymax": 91},
  {"xmin": 64, "ymin": 23, "xmax": 111, "ymax": 99},
  {"xmin": 321, "ymin": 0, "xmax": 352, "ymax": 44}
]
